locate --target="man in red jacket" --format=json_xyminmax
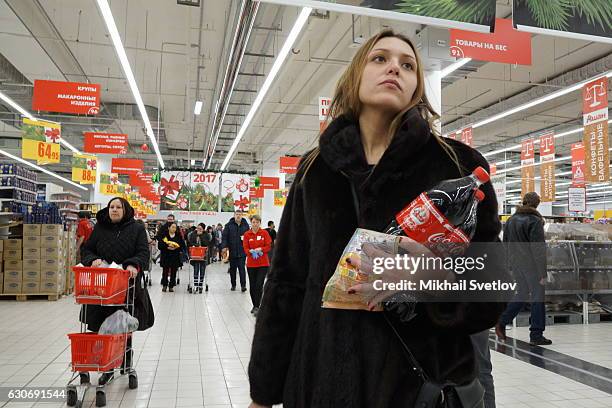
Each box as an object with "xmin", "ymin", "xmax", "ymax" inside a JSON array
[{"xmin": 242, "ymin": 214, "xmax": 272, "ymax": 316}]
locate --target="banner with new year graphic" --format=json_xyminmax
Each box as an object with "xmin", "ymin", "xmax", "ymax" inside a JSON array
[
  {"xmin": 159, "ymin": 171, "xmax": 191, "ymax": 211},
  {"xmin": 21, "ymin": 118, "xmax": 61, "ymax": 165},
  {"xmin": 71, "ymin": 153, "xmax": 97, "ymax": 185},
  {"xmin": 221, "ymin": 174, "xmax": 251, "ymax": 212},
  {"xmin": 190, "ymin": 172, "xmax": 220, "ymax": 211}
]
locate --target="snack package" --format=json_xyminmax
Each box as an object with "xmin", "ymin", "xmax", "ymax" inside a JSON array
[{"xmin": 322, "ymin": 228, "xmax": 400, "ymax": 311}]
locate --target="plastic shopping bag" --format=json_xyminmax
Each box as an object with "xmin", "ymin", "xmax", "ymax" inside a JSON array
[
  {"xmin": 98, "ymin": 310, "xmax": 139, "ymax": 334},
  {"xmin": 322, "ymin": 228, "xmax": 400, "ymax": 311}
]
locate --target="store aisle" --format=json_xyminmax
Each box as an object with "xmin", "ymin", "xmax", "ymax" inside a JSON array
[{"xmin": 1, "ymin": 263, "xmax": 612, "ymax": 407}]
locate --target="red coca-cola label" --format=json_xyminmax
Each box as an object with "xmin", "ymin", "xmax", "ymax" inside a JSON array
[{"xmin": 395, "ymin": 193, "xmax": 470, "ymax": 256}]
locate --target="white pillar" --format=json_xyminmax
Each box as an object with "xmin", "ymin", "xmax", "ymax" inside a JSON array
[{"xmin": 424, "ymin": 69, "xmax": 442, "ymax": 134}]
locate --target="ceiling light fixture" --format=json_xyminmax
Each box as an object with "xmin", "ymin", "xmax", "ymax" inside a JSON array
[
  {"xmin": 441, "ymin": 58, "xmax": 472, "ymax": 78},
  {"xmin": 96, "ymin": 0, "xmax": 165, "ymax": 169},
  {"xmin": 194, "ymin": 101, "xmax": 203, "ymax": 116},
  {"xmin": 220, "ymin": 7, "xmax": 312, "ymax": 171}
]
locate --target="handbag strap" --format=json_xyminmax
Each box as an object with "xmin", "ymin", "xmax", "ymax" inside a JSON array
[{"xmin": 383, "ymin": 312, "xmax": 429, "ymax": 383}]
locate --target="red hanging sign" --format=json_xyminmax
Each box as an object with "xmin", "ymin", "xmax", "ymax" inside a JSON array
[
  {"xmin": 582, "ymin": 76, "xmax": 609, "ymax": 183},
  {"xmin": 571, "ymin": 142, "xmax": 586, "ymax": 187},
  {"xmin": 259, "ymin": 176, "xmax": 280, "ymax": 190},
  {"xmin": 249, "ymin": 186, "xmax": 264, "ymax": 199},
  {"xmin": 460, "ymin": 127, "xmax": 473, "ymax": 147},
  {"xmin": 84, "ymin": 132, "xmax": 128, "ymax": 154},
  {"xmin": 449, "ymin": 19, "xmax": 532, "ymax": 65},
  {"xmin": 32, "ymin": 80, "xmax": 100, "ymax": 115},
  {"xmin": 279, "ymin": 156, "xmax": 300, "ymax": 174},
  {"xmin": 521, "ymin": 138, "xmax": 535, "ymax": 196},
  {"xmin": 539, "ymin": 132, "xmax": 555, "ymax": 202},
  {"xmin": 111, "ymin": 158, "xmax": 144, "ymax": 174}
]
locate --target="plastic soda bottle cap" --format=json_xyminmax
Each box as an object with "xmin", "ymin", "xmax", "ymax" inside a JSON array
[
  {"xmin": 473, "ymin": 166, "xmax": 490, "ymax": 183},
  {"xmin": 474, "ymin": 189, "xmax": 485, "ymax": 202}
]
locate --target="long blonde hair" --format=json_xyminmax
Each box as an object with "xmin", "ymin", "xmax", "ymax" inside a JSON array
[{"xmin": 299, "ymin": 29, "xmax": 461, "ymax": 181}]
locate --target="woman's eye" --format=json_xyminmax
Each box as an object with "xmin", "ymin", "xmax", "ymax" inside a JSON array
[
  {"xmin": 402, "ymin": 63, "xmax": 414, "ymax": 70},
  {"xmin": 373, "ymin": 55, "xmax": 385, "ymax": 62}
]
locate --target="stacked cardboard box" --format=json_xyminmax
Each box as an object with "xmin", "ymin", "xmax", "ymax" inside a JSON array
[
  {"xmin": 22, "ymin": 225, "xmax": 41, "ymax": 294},
  {"xmin": 3, "ymin": 239, "xmax": 22, "ymax": 293},
  {"xmin": 40, "ymin": 225, "xmax": 65, "ymax": 294},
  {"xmin": 65, "ymin": 226, "xmax": 76, "ymax": 294},
  {"xmin": 0, "ymin": 240, "xmax": 3, "ymax": 292}
]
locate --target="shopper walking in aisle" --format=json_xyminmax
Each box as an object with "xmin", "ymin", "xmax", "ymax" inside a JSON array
[
  {"xmin": 159, "ymin": 222, "xmax": 186, "ymax": 292},
  {"xmin": 155, "ymin": 213, "xmax": 175, "ymax": 241},
  {"xmin": 76, "ymin": 211, "xmax": 93, "ymax": 263},
  {"xmin": 187, "ymin": 223, "xmax": 211, "ymax": 293},
  {"xmin": 248, "ymin": 29, "xmax": 503, "ymax": 408},
  {"xmin": 215, "ymin": 223, "xmax": 224, "ymax": 261},
  {"xmin": 222, "ymin": 211, "xmax": 249, "ymax": 291},
  {"xmin": 206, "ymin": 225, "xmax": 216, "ymax": 264},
  {"xmin": 243, "ymin": 215, "xmax": 272, "ymax": 316},
  {"xmin": 496, "ymin": 192, "xmax": 550, "ymax": 346},
  {"xmin": 80, "ymin": 197, "xmax": 155, "ymax": 385},
  {"xmin": 264, "ymin": 221, "xmax": 276, "ymax": 262}
]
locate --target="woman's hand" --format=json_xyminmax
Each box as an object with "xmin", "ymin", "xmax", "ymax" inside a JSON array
[
  {"xmin": 248, "ymin": 402, "xmax": 271, "ymax": 408},
  {"xmin": 168, "ymin": 246, "xmax": 177, "ymax": 251},
  {"xmin": 92, "ymin": 259, "xmax": 103, "ymax": 267},
  {"xmin": 126, "ymin": 265, "xmax": 138, "ymax": 278},
  {"xmin": 347, "ymin": 237, "xmax": 443, "ymax": 310}
]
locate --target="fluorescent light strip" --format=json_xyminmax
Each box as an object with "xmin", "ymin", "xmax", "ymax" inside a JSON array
[
  {"xmin": 194, "ymin": 101, "xmax": 203, "ymax": 116},
  {"xmin": 494, "ymin": 159, "xmax": 512, "ymax": 166},
  {"xmin": 96, "ymin": 0, "xmax": 165, "ymax": 169},
  {"xmin": 220, "ymin": 7, "xmax": 312, "ymax": 171},
  {"xmin": 0, "ymin": 90, "xmax": 81, "ymax": 154},
  {"xmin": 0, "ymin": 147, "xmax": 86, "ymax": 191},
  {"xmin": 441, "ymin": 58, "xmax": 471, "ymax": 78}
]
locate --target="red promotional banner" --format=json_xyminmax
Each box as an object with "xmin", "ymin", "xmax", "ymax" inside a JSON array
[
  {"xmin": 249, "ymin": 186, "xmax": 264, "ymax": 199},
  {"xmin": 130, "ymin": 172, "xmax": 153, "ymax": 187},
  {"xmin": 84, "ymin": 132, "xmax": 128, "ymax": 154},
  {"xmin": 259, "ymin": 176, "xmax": 279, "ymax": 190},
  {"xmin": 582, "ymin": 76, "xmax": 609, "ymax": 183},
  {"xmin": 32, "ymin": 80, "xmax": 100, "ymax": 115},
  {"xmin": 571, "ymin": 142, "xmax": 586, "ymax": 187},
  {"xmin": 460, "ymin": 127, "xmax": 473, "ymax": 147},
  {"xmin": 279, "ymin": 156, "xmax": 300, "ymax": 174},
  {"xmin": 449, "ymin": 19, "xmax": 531, "ymax": 65},
  {"xmin": 112, "ymin": 158, "xmax": 144, "ymax": 174},
  {"xmin": 539, "ymin": 132, "xmax": 555, "ymax": 202},
  {"xmin": 521, "ymin": 138, "xmax": 535, "ymax": 196}
]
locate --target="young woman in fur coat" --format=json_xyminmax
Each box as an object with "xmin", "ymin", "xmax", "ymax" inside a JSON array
[{"xmin": 248, "ymin": 29, "xmax": 503, "ymax": 408}]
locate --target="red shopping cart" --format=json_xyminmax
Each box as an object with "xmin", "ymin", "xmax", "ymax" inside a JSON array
[
  {"xmin": 187, "ymin": 246, "xmax": 208, "ymax": 293},
  {"xmin": 66, "ymin": 266, "xmax": 138, "ymax": 408}
]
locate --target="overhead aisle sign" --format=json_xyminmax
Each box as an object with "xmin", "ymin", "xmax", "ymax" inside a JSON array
[
  {"xmin": 71, "ymin": 154, "xmax": 97, "ymax": 185},
  {"xmin": 84, "ymin": 132, "xmax": 128, "ymax": 154},
  {"xmin": 520, "ymin": 138, "xmax": 535, "ymax": 197},
  {"xmin": 539, "ymin": 132, "xmax": 555, "ymax": 202},
  {"xmin": 582, "ymin": 76, "xmax": 609, "ymax": 183},
  {"xmin": 32, "ymin": 80, "xmax": 100, "ymax": 115},
  {"xmin": 21, "ymin": 118, "xmax": 61, "ymax": 165}
]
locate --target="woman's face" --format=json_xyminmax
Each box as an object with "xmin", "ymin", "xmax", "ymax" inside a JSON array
[
  {"xmin": 358, "ymin": 37, "xmax": 418, "ymax": 115},
  {"xmin": 251, "ymin": 218, "xmax": 261, "ymax": 230},
  {"xmin": 108, "ymin": 199, "xmax": 124, "ymax": 223},
  {"xmin": 196, "ymin": 225, "xmax": 204, "ymax": 234},
  {"xmin": 169, "ymin": 223, "xmax": 177, "ymax": 234}
]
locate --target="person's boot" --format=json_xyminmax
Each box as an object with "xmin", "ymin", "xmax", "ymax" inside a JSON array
[
  {"xmin": 495, "ymin": 323, "xmax": 507, "ymax": 341},
  {"xmin": 162, "ymin": 286, "xmax": 167, "ymax": 292},
  {"xmin": 169, "ymin": 287, "xmax": 174, "ymax": 292},
  {"xmin": 241, "ymin": 287, "xmax": 247, "ymax": 293},
  {"xmin": 98, "ymin": 371, "xmax": 114, "ymax": 385},
  {"xmin": 530, "ymin": 336, "xmax": 552, "ymax": 346}
]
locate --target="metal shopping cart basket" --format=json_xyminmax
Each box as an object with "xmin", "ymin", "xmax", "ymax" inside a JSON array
[
  {"xmin": 187, "ymin": 246, "xmax": 208, "ymax": 293},
  {"xmin": 66, "ymin": 266, "xmax": 138, "ymax": 407}
]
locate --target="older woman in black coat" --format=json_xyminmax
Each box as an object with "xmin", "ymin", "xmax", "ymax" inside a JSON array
[{"xmin": 80, "ymin": 196, "xmax": 154, "ymax": 385}]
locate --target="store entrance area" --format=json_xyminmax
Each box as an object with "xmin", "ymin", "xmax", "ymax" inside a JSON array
[{"xmin": 1, "ymin": 264, "xmax": 612, "ymax": 408}]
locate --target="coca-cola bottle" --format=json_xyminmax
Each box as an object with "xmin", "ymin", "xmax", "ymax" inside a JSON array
[{"xmin": 383, "ymin": 167, "xmax": 489, "ymax": 256}]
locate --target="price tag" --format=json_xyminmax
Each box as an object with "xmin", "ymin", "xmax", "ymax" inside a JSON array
[{"xmin": 22, "ymin": 139, "xmax": 60, "ymax": 164}]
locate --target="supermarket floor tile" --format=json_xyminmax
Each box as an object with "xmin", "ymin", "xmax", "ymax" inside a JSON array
[{"xmin": 0, "ymin": 263, "xmax": 611, "ymax": 408}]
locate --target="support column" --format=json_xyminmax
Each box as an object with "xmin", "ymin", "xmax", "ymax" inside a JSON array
[{"xmin": 424, "ymin": 69, "xmax": 442, "ymax": 134}]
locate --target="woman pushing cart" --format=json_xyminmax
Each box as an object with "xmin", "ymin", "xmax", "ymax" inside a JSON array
[
  {"xmin": 187, "ymin": 223, "xmax": 211, "ymax": 293},
  {"xmin": 67, "ymin": 197, "xmax": 154, "ymax": 407}
]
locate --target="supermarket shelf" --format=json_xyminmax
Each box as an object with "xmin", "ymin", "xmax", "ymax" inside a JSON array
[
  {"xmin": 0, "ymin": 174, "xmax": 36, "ymax": 182},
  {"xmin": 52, "ymin": 191, "xmax": 81, "ymax": 199},
  {"xmin": 59, "ymin": 208, "xmax": 79, "ymax": 213},
  {"xmin": 0, "ymin": 212, "xmax": 20, "ymax": 216},
  {"xmin": 0, "ymin": 198, "xmax": 35, "ymax": 204},
  {"xmin": 80, "ymin": 202, "xmax": 101, "ymax": 205},
  {"xmin": 49, "ymin": 199, "xmax": 80, "ymax": 206},
  {"xmin": 0, "ymin": 186, "xmax": 36, "ymax": 193}
]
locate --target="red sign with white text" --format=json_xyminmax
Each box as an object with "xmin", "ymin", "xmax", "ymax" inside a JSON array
[
  {"xmin": 539, "ymin": 132, "xmax": 555, "ymax": 202},
  {"xmin": 249, "ymin": 186, "xmax": 264, "ymax": 199},
  {"xmin": 112, "ymin": 158, "xmax": 144, "ymax": 174},
  {"xmin": 571, "ymin": 142, "xmax": 586, "ymax": 187},
  {"xmin": 259, "ymin": 176, "xmax": 279, "ymax": 190},
  {"xmin": 32, "ymin": 80, "xmax": 100, "ymax": 115},
  {"xmin": 460, "ymin": 127, "xmax": 473, "ymax": 147},
  {"xmin": 279, "ymin": 156, "xmax": 300, "ymax": 174},
  {"xmin": 84, "ymin": 132, "xmax": 128, "ymax": 154},
  {"xmin": 582, "ymin": 77, "xmax": 608, "ymax": 115},
  {"xmin": 449, "ymin": 19, "xmax": 531, "ymax": 65}
]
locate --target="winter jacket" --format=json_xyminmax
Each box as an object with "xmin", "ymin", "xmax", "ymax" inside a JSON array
[
  {"xmin": 80, "ymin": 206, "xmax": 154, "ymax": 332},
  {"xmin": 248, "ymin": 108, "xmax": 505, "ymax": 407},
  {"xmin": 158, "ymin": 232, "xmax": 186, "ymax": 269},
  {"xmin": 243, "ymin": 229, "xmax": 272, "ymax": 268},
  {"xmin": 265, "ymin": 227, "xmax": 277, "ymax": 246},
  {"xmin": 222, "ymin": 217, "xmax": 250, "ymax": 259},
  {"xmin": 503, "ymin": 206, "xmax": 547, "ymax": 279}
]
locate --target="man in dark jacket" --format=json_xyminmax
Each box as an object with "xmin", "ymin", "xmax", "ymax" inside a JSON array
[
  {"xmin": 222, "ymin": 211, "xmax": 250, "ymax": 291},
  {"xmin": 496, "ymin": 192, "xmax": 551, "ymax": 345},
  {"xmin": 265, "ymin": 221, "xmax": 277, "ymax": 261}
]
